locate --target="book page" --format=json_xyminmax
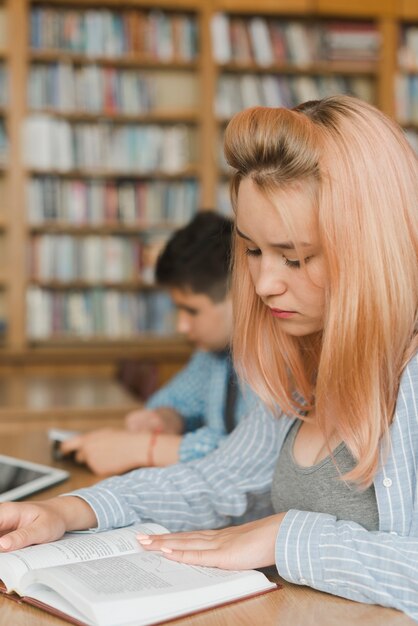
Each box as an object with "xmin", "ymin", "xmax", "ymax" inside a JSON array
[
  {"xmin": 0, "ymin": 522, "xmax": 167, "ymax": 594},
  {"xmin": 23, "ymin": 551, "xmax": 275, "ymax": 626}
]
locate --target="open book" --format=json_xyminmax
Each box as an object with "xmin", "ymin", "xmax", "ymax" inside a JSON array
[{"xmin": 0, "ymin": 523, "xmax": 278, "ymax": 626}]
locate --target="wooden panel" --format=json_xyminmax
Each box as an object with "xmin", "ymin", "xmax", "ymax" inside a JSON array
[
  {"xmin": 30, "ymin": 0, "xmax": 200, "ymax": 8},
  {"xmin": 212, "ymin": 0, "xmax": 313, "ymax": 15},
  {"xmin": 0, "ymin": 375, "xmax": 138, "ymax": 432},
  {"xmin": 7, "ymin": 0, "xmax": 27, "ymax": 350},
  {"xmin": 399, "ymin": 0, "xmax": 418, "ymax": 20},
  {"xmin": 315, "ymin": 0, "xmax": 394, "ymax": 17},
  {"xmin": 377, "ymin": 18, "xmax": 398, "ymax": 117}
]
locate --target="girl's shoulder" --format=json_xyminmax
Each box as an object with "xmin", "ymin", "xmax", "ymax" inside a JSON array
[
  {"xmin": 399, "ymin": 352, "xmax": 418, "ymax": 389},
  {"xmin": 396, "ymin": 353, "xmax": 418, "ymax": 420}
]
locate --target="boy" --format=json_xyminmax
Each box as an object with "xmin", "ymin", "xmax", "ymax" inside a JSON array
[{"xmin": 61, "ymin": 211, "xmax": 257, "ymax": 474}]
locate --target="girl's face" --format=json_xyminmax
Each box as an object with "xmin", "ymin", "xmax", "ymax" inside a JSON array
[{"xmin": 236, "ymin": 178, "xmax": 326, "ymax": 337}]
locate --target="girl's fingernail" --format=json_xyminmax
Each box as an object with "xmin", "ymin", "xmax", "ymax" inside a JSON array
[
  {"xmin": 161, "ymin": 547, "xmax": 173, "ymax": 554},
  {"xmin": 139, "ymin": 539, "xmax": 153, "ymax": 545},
  {"xmin": 136, "ymin": 533, "xmax": 150, "ymax": 540},
  {"xmin": 0, "ymin": 538, "xmax": 10, "ymax": 550}
]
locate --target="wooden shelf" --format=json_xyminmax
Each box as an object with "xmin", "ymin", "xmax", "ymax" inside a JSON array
[
  {"xmin": 397, "ymin": 67, "xmax": 418, "ymax": 75},
  {"xmin": 28, "ymin": 279, "xmax": 157, "ymax": 290},
  {"xmin": 212, "ymin": 0, "xmax": 312, "ymax": 14},
  {"xmin": 0, "ymin": 338, "xmax": 193, "ymax": 364},
  {"xmin": 399, "ymin": 121, "xmax": 418, "ymax": 130},
  {"xmin": 28, "ymin": 221, "xmax": 182, "ymax": 234},
  {"xmin": 218, "ymin": 61, "xmax": 379, "ymax": 75},
  {"xmin": 27, "ymin": 167, "xmax": 199, "ymax": 179},
  {"xmin": 315, "ymin": 0, "xmax": 393, "ymax": 17},
  {"xmin": 27, "ymin": 108, "xmax": 200, "ymax": 124},
  {"xmin": 30, "ymin": 0, "xmax": 200, "ymax": 9},
  {"xmin": 29, "ymin": 50, "xmax": 199, "ymax": 70}
]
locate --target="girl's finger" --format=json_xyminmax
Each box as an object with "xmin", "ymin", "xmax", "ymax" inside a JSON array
[
  {"xmin": 161, "ymin": 548, "xmax": 226, "ymax": 568},
  {"xmin": 139, "ymin": 536, "xmax": 221, "ymax": 551},
  {"xmin": 137, "ymin": 530, "xmax": 219, "ymax": 542}
]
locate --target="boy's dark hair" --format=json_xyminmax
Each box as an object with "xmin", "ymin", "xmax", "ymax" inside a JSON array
[{"xmin": 156, "ymin": 211, "xmax": 233, "ymax": 302}]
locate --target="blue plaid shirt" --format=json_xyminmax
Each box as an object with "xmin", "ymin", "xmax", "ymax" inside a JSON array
[{"xmin": 146, "ymin": 350, "xmax": 258, "ymax": 462}]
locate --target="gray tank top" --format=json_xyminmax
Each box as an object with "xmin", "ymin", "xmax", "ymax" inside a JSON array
[{"xmin": 271, "ymin": 420, "xmax": 379, "ymax": 531}]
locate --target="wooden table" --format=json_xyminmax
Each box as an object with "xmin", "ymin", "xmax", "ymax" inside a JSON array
[
  {"xmin": 0, "ymin": 375, "xmax": 139, "ymax": 433},
  {"xmin": 0, "ymin": 431, "xmax": 413, "ymax": 626}
]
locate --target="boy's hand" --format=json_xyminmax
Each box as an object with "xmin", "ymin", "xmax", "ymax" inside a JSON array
[
  {"xmin": 61, "ymin": 429, "xmax": 182, "ymax": 474},
  {"xmin": 0, "ymin": 496, "xmax": 97, "ymax": 551},
  {"xmin": 60, "ymin": 429, "xmax": 150, "ymax": 475},
  {"xmin": 125, "ymin": 408, "xmax": 183, "ymax": 435}
]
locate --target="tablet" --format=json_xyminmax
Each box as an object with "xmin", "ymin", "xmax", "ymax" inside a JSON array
[{"xmin": 0, "ymin": 454, "xmax": 69, "ymax": 502}]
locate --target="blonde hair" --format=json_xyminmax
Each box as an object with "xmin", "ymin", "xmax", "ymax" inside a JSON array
[{"xmin": 226, "ymin": 96, "xmax": 418, "ymax": 486}]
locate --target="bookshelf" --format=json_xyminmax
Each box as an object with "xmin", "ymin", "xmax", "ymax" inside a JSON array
[
  {"xmin": 395, "ymin": 2, "xmax": 418, "ymax": 152},
  {"xmin": 0, "ymin": 0, "xmax": 9, "ymax": 348},
  {"xmin": 212, "ymin": 5, "xmax": 383, "ymax": 213},
  {"xmin": 0, "ymin": 0, "xmax": 412, "ymax": 374}
]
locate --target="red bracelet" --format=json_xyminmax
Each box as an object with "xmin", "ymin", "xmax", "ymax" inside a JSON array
[{"xmin": 147, "ymin": 429, "xmax": 161, "ymax": 467}]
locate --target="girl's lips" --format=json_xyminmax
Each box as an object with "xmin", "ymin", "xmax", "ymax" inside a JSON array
[{"xmin": 270, "ymin": 308, "xmax": 297, "ymax": 319}]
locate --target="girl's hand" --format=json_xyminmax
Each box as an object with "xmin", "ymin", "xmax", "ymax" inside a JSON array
[
  {"xmin": 137, "ymin": 514, "xmax": 286, "ymax": 570},
  {"xmin": 0, "ymin": 496, "xmax": 97, "ymax": 551}
]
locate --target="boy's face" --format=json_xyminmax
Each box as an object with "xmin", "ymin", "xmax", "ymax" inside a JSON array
[{"xmin": 170, "ymin": 288, "xmax": 232, "ymax": 352}]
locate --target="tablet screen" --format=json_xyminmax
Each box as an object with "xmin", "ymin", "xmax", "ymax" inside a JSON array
[
  {"xmin": 0, "ymin": 464, "xmax": 48, "ymax": 492},
  {"xmin": 0, "ymin": 455, "xmax": 69, "ymax": 501}
]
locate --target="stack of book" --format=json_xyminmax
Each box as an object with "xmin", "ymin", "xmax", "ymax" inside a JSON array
[
  {"xmin": 24, "ymin": 116, "xmax": 196, "ymax": 174},
  {"xmin": 27, "ymin": 177, "xmax": 198, "ymax": 226},
  {"xmin": 211, "ymin": 14, "xmax": 380, "ymax": 66},
  {"xmin": 28, "ymin": 64, "xmax": 198, "ymax": 115},
  {"xmin": 30, "ymin": 7, "xmax": 198, "ymax": 61},
  {"xmin": 215, "ymin": 73, "xmax": 374, "ymax": 118},
  {"xmin": 29, "ymin": 235, "xmax": 143, "ymax": 283},
  {"xmin": 26, "ymin": 287, "xmax": 176, "ymax": 339}
]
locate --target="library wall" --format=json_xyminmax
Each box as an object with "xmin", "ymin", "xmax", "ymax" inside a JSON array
[{"xmin": 0, "ymin": 0, "xmax": 415, "ymax": 375}]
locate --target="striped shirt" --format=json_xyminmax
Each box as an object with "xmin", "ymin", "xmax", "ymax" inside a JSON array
[
  {"xmin": 146, "ymin": 350, "xmax": 258, "ymax": 461},
  {"xmin": 70, "ymin": 354, "xmax": 418, "ymax": 621}
]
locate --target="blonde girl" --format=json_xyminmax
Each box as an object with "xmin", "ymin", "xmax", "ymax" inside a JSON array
[{"xmin": 0, "ymin": 96, "xmax": 417, "ymax": 620}]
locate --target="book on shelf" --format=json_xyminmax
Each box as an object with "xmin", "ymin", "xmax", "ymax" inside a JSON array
[
  {"xmin": 283, "ymin": 22, "xmax": 313, "ymax": 67},
  {"xmin": 28, "ymin": 64, "xmax": 198, "ymax": 115},
  {"xmin": 398, "ymin": 26, "xmax": 418, "ymax": 70},
  {"xmin": 0, "ymin": 522, "xmax": 277, "ymax": 626},
  {"xmin": 24, "ymin": 116, "xmax": 196, "ymax": 174},
  {"xmin": 0, "ymin": 119, "xmax": 7, "ymax": 166},
  {"xmin": 27, "ymin": 178, "xmax": 198, "ymax": 226},
  {"xmin": 405, "ymin": 129, "xmax": 418, "ymax": 154},
  {"xmin": 30, "ymin": 7, "xmax": 198, "ymax": 61},
  {"xmin": 0, "ymin": 5, "xmax": 7, "ymax": 50},
  {"xmin": 0, "ymin": 64, "xmax": 8, "ymax": 108},
  {"xmin": 26, "ymin": 287, "xmax": 176, "ymax": 339},
  {"xmin": 248, "ymin": 17, "xmax": 274, "ymax": 67},
  {"xmin": 396, "ymin": 74, "xmax": 418, "ymax": 124},
  {"xmin": 29, "ymin": 235, "xmax": 142, "ymax": 283},
  {"xmin": 211, "ymin": 13, "xmax": 232, "ymax": 64},
  {"xmin": 230, "ymin": 18, "xmax": 252, "ymax": 65},
  {"xmin": 215, "ymin": 73, "xmax": 375, "ymax": 118},
  {"xmin": 319, "ymin": 21, "xmax": 380, "ymax": 62}
]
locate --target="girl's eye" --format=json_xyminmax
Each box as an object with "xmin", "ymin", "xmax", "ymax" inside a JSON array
[
  {"xmin": 283, "ymin": 255, "xmax": 313, "ymax": 269},
  {"xmin": 244, "ymin": 247, "xmax": 261, "ymax": 257}
]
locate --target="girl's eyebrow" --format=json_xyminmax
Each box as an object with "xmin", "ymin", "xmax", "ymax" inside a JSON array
[{"xmin": 236, "ymin": 227, "xmax": 311, "ymax": 250}]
